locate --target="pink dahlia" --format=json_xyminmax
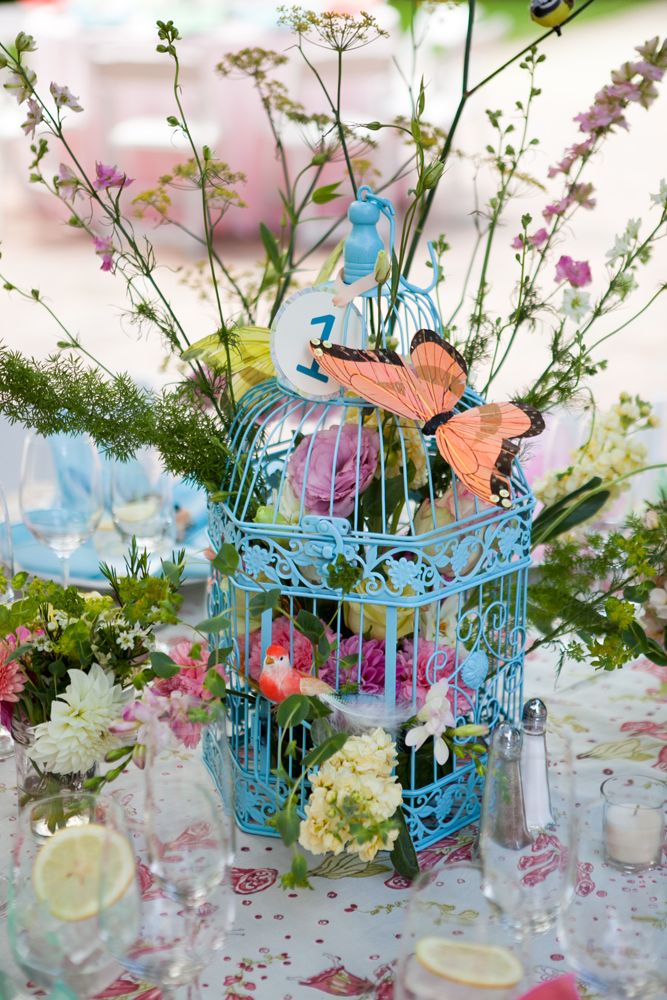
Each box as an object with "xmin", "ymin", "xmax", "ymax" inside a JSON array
[
  {"xmin": 0, "ymin": 626, "xmax": 31, "ymax": 705},
  {"xmin": 399, "ymin": 639, "xmax": 467, "ymax": 709}
]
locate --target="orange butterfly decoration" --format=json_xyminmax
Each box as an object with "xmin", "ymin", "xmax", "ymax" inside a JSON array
[{"xmin": 309, "ymin": 329, "xmax": 544, "ymax": 508}]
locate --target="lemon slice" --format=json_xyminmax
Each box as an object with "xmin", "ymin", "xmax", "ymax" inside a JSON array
[
  {"xmin": 32, "ymin": 823, "xmax": 134, "ymax": 922},
  {"xmin": 415, "ymin": 938, "xmax": 523, "ymax": 989}
]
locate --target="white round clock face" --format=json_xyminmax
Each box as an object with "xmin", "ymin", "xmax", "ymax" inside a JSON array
[{"xmin": 270, "ymin": 285, "xmax": 363, "ymax": 400}]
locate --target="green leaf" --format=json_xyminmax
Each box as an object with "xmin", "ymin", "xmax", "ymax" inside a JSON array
[
  {"xmin": 203, "ymin": 668, "xmax": 227, "ymax": 697},
  {"xmin": 149, "ymin": 651, "xmax": 181, "ymax": 679},
  {"xmin": 275, "ymin": 805, "xmax": 300, "ymax": 847},
  {"xmin": 211, "ymin": 543, "xmax": 240, "ymax": 576},
  {"xmin": 315, "ymin": 239, "xmax": 345, "ymax": 285},
  {"xmin": 294, "ymin": 609, "xmax": 325, "ymax": 645},
  {"xmin": 276, "ymin": 694, "xmax": 311, "ymax": 730},
  {"xmin": 289, "ymin": 851, "xmax": 310, "ymax": 887},
  {"xmin": 196, "ymin": 611, "xmax": 232, "ymax": 633},
  {"xmin": 302, "ymin": 732, "xmax": 348, "ymax": 770},
  {"xmin": 312, "ymin": 181, "xmax": 342, "ymax": 205},
  {"xmin": 308, "ymin": 853, "xmax": 391, "ymax": 879},
  {"xmin": 11, "ymin": 571, "xmax": 28, "ymax": 590},
  {"xmin": 259, "ymin": 223, "xmax": 282, "ymax": 273},
  {"xmin": 532, "ymin": 478, "xmax": 610, "ymax": 544},
  {"xmin": 208, "ymin": 646, "xmax": 232, "ymax": 666},
  {"xmin": 390, "ymin": 808, "xmax": 419, "ymax": 880},
  {"xmin": 47, "ymin": 659, "xmax": 68, "ymax": 678},
  {"xmin": 249, "ymin": 588, "xmax": 281, "ymax": 615},
  {"xmin": 622, "ymin": 621, "xmax": 667, "ymax": 666}
]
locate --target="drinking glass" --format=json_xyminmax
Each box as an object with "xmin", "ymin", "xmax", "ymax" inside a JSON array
[
  {"xmin": 110, "ymin": 447, "xmax": 175, "ymax": 554},
  {"xmin": 0, "ymin": 482, "xmax": 14, "ymax": 757},
  {"xmin": 560, "ymin": 797, "xmax": 667, "ymax": 998},
  {"xmin": 479, "ymin": 724, "xmax": 575, "ymax": 935},
  {"xmin": 20, "ymin": 433, "xmax": 103, "ymax": 588},
  {"xmin": 7, "ymin": 791, "xmax": 122, "ymax": 997},
  {"xmin": 559, "ymin": 856, "xmax": 667, "ymax": 1000},
  {"xmin": 395, "ymin": 861, "xmax": 530, "ymax": 1000},
  {"xmin": 0, "ymin": 480, "xmax": 14, "ymax": 603},
  {"xmin": 100, "ymin": 780, "xmax": 232, "ymax": 1000}
]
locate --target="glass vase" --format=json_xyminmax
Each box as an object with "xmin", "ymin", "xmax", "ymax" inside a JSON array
[{"xmin": 11, "ymin": 715, "xmax": 98, "ymax": 830}]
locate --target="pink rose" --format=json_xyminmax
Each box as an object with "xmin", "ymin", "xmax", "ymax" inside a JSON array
[
  {"xmin": 287, "ymin": 424, "xmax": 379, "ymax": 517},
  {"xmin": 400, "ymin": 639, "xmax": 469, "ymax": 709}
]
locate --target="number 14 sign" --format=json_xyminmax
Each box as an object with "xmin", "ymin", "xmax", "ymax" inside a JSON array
[{"xmin": 270, "ymin": 285, "xmax": 363, "ymax": 400}]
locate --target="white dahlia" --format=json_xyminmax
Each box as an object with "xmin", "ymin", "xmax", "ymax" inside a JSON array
[{"xmin": 29, "ymin": 663, "xmax": 128, "ymax": 775}]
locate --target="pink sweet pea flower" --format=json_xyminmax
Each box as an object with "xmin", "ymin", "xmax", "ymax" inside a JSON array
[
  {"xmin": 555, "ymin": 255, "xmax": 592, "ymax": 288},
  {"xmin": 93, "ymin": 235, "xmax": 114, "ymax": 272},
  {"xmin": 94, "ymin": 162, "xmax": 134, "ymax": 191}
]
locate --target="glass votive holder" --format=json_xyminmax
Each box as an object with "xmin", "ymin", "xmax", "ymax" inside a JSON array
[{"xmin": 601, "ymin": 774, "xmax": 666, "ymax": 872}]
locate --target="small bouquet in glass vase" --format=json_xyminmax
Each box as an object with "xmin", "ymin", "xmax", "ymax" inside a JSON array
[{"xmin": 0, "ymin": 543, "xmax": 188, "ymax": 808}]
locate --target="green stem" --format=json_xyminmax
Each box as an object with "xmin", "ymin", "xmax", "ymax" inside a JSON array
[{"xmin": 402, "ymin": 0, "xmax": 598, "ymax": 281}]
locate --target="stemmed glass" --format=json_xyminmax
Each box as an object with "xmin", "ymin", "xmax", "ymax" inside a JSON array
[
  {"xmin": 20, "ymin": 433, "xmax": 103, "ymax": 588},
  {"xmin": 100, "ymin": 778, "xmax": 232, "ymax": 1000},
  {"xmin": 479, "ymin": 724, "xmax": 575, "ymax": 936},
  {"xmin": 7, "ymin": 791, "xmax": 123, "ymax": 998},
  {"xmin": 559, "ymin": 798, "xmax": 667, "ymax": 998},
  {"xmin": 110, "ymin": 447, "xmax": 176, "ymax": 555},
  {"xmin": 395, "ymin": 861, "xmax": 530, "ymax": 999},
  {"xmin": 0, "ymin": 481, "xmax": 15, "ymax": 758}
]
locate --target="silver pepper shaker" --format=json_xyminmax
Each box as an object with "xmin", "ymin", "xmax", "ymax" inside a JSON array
[
  {"xmin": 488, "ymin": 723, "xmax": 531, "ymax": 850},
  {"xmin": 521, "ymin": 697, "xmax": 554, "ymax": 830}
]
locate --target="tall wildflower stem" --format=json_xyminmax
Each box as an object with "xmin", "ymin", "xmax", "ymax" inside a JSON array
[
  {"xmin": 166, "ymin": 43, "xmax": 236, "ymax": 408},
  {"xmin": 402, "ymin": 0, "xmax": 598, "ymax": 281}
]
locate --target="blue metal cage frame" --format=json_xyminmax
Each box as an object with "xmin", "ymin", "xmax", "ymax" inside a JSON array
[{"xmin": 203, "ymin": 186, "xmax": 535, "ymax": 850}]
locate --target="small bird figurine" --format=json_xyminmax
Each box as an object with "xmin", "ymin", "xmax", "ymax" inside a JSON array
[
  {"xmin": 259, "ymin": 644, "xmax": 333, "ymax": 704},
  {"xmin": 529, "ymin": 0, "xmax": 574, "ymax": 36}
]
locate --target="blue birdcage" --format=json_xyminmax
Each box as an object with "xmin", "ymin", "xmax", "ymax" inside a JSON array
[{"xmin": 203, "ymin": 188, "xmax": 535, "ymax": 850}]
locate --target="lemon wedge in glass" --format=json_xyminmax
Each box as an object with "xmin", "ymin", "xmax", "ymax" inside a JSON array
[
  {"xmin": 32, "ymin": 823, "xmax": 134, "ymax": 922},
  {"xmin": 415, "ymin": 938, "xmax": 524, "ymax": 989}
]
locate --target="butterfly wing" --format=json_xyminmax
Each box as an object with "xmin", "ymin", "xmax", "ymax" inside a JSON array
[
  {"xmin": 410, "ymin": 329, "xmax": 468, "ymax": 413},
  {"xmin": 309, "ymin": 340, "xmax": 433, "ymax": 421},
  {"xmin": 435, "ymin": 402, "xmax": 544, "ymax": 506}
]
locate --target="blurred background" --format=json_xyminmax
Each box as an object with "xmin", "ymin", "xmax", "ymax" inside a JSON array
[{"xmin": 0, "ymin": 0, "xmax": 666, "ymax": 506}]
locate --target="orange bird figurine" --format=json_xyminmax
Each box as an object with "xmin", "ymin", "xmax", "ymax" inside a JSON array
[{"xmin": 258, "ymin": 644, "xmax": 333, "ymax": 704}]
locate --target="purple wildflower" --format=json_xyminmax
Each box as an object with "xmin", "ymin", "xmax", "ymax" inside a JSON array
[{"xmin": 93, "ymin": 162, "xmax": 134, "ymax": 191}]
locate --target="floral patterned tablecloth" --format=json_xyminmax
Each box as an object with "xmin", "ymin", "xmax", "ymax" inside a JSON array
[{"xmin": 1, "ymin": 651, "xmax": 666, "ymax": 1000}]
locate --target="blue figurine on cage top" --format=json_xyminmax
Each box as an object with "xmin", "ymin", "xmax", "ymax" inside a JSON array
[{"xmin": 203, "ymin": 185, "xmax": 539, "ymax": 851}]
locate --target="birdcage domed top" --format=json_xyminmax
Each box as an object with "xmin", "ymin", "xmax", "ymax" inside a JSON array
[{"xmin": 215, "ymin": 374, "xmax": 534, "ymax": 608}]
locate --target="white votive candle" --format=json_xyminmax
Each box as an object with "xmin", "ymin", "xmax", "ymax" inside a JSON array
[{"xmin": 601, "ymin": 775, "xmax": 666, "ymax": 871}]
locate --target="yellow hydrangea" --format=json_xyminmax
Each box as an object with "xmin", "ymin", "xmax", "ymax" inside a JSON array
[{"xmin": 299, "ymin": 727, "xmax": 402, "ymax": 861}]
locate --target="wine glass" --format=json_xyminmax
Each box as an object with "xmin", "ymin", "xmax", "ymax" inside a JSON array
[
  {"xmin": 100, "ymin": 781, "xmax": 232, "ymax": 1000},
  {"xmin": 110, "ymin": 447, "xmax": 175, "ymax": 554},
  {"xmin": 0, "ymin": 481, "xmax": 15, "ymax": 758},
  {"xmin": 20, "ymin": 433, "xmax": 103, "ymax": 588},
  {"xmin": 395, "ymin": 861, "xmax": 530, "ymax": 1000},
  {"xmin": 559, "ymin": 798, "xmax": 667, "ymax": 998},
  {"xmin": 7, "ymin": 791, "xmax": 122, "ymax": 997},
  {"xmin": 0, "ymin": 480, "xmax": 14, "ymax": 604},
  {"xmin": 479, "ymin": 723, "xmax": 575, "ymax": 935}
]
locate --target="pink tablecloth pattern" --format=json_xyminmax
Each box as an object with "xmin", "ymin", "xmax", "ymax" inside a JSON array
[{"xmin": 1, "ymin": 651, "xmax": 666, "ymax": 1000}]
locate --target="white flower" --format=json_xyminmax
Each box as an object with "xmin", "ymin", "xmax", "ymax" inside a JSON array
[
  {"xmin": 624, "ymin": 218, "xmax": 641, "ymax": 241},
  {"xmin": 404, "ymin": 679, "xmax": 455, "ymax": 765},
  {"xmin": 646, "ymin": 587, "xmax": 667, "ymax": 621},
  {"xmin": 611, "ymin": 270, "xmax": 638, "ymax": 301},
  {"xmin": 605, "ymin": 235, "xmax": 630, "ymax": 265},
  {"xmin": 29, "ymin": 663, "xmax": 128, "ymax": 774},
  {"xmin": 561, "ymin": 288, "xmax": 591, "ymax": 323},
  {"xmin": 650, "ymin": 179, "xmax": 667, "ymax": 207},
  {"xmin": 298, "ymin": 728, "xmax": 402, "ymax": 861}
]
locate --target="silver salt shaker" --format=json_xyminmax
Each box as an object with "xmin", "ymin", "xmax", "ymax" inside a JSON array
[{"xmin": 521, "ymin": 697, "xmax": 554, "ymax": 830}]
